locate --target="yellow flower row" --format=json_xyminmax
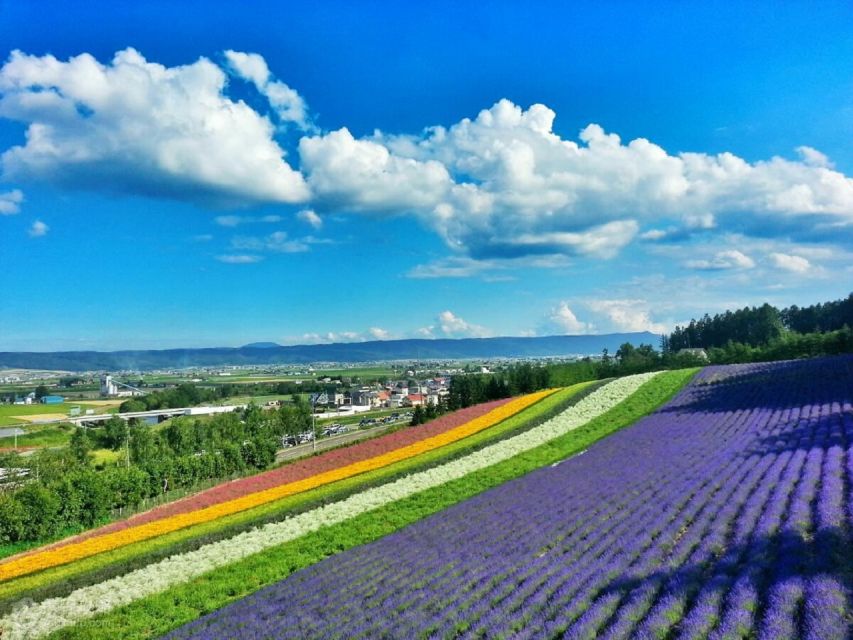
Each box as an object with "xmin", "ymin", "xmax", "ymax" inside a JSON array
[{"xmin": 1, "ymin": 390, "xmax": 555, "ymax": 582}]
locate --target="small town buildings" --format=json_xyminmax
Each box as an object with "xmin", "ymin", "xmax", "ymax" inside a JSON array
[
  {"xmin": 403, "ymin": 393, "xmax": 425, "ymax": 407},
  {"xmin": 40, "ymin": 395, "xmax": 65, "ymax": 405}
]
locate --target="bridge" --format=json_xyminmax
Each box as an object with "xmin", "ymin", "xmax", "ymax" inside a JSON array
[{"xmin": 68, "ymin": 404, "xmax": 247, "ymax": 426}]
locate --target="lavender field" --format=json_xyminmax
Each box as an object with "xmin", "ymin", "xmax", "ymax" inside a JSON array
[{"xmin": 166, "ymin": 356, "xmax": 853, "ymax": 640}]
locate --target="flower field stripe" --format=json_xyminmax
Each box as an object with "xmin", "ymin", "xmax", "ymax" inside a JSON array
[
  {"xmin": 152, "ymin": 356, "xmax": 852, "ymax": 640},
  {"xmin": 11, "ymin": 397, "xmax": 515, "ymax": 559},
  {"xmin": 0, "ymin": 383, "xmax": 594, "ymax": 609},
  {"xmin": 0, "ymin": 372, "xmax": 669, "ymax": 639},
  {"xmin": 0, "ymin": 391, "xmax": 553, "ymax": 583}
]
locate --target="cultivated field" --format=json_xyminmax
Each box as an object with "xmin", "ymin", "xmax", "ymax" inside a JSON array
[
  {"xmin": 0, "ymin": 401, "xmax": 121, "ymax": 426},
  {"xmin": 1, "ymin": 358, "xmax": 848, "ymax": 639}
]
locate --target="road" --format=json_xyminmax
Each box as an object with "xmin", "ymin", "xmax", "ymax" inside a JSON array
[{"xmin": 275, "ymin": 421, "xmax": 402, "ymax": 463}]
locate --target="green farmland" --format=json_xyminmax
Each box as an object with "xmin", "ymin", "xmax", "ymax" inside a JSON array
[{"xmin": 0, "ymin": 401, "xmax": 120, "ymax": 427}]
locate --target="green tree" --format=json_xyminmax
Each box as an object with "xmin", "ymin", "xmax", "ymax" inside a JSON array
[
  {"xmin": 17, "ymin": 483, "xmax": 61, "ymax": 539},
  {"xmin": 69, "ymin": 427, "xmax": 93, "ymax": 465},
  {"xmin": 103, "ymin": 415, "xmax": 129, "ymax": 450},
  {"xmin": 129, "ymin": 426, "xmax": 158, "ymax": 465},
  {"xmin": 0, "ymin": 495, "xmax": 26, "ymax": 542},
  {"xmin": 72, "ymin": 469, "xmax": 111, "ymax": 526}
]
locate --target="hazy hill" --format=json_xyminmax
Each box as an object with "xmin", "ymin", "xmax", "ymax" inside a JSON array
[{"xmin": 0, "ymin": 332, "xmax": 660, "ymax": 372}]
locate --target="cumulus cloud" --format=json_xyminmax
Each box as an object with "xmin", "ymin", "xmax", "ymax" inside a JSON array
[
  {"xmin": 587, "ymin": 299, "xmax": 668, "ymax": 334},
  {"xmin": 686, "ymin": 249, "xmax": 756, "ymax": 271},
  {"xmin": 374, "ymin": 99, "xmax": 853, "ymax": 260},
  {"xmin": 224, "ymin": 50, "xmax": 309, "ymax": 128},
  {"xmin": 796, "ymin": 146, "xmax": 833, "ymax": 169},
  {"xmin": 28, "ymin": 219, "xmax": 47, "ymax": 237},
  {"xmin": 547, "ymin": 302, "xmax": 594, "ymax": 334},
  {"xmin": 297, "ymin": 208, "xmax": 322, "ymax": 229},
  {"xmin": 300, "ymin": 127, "xmax": 452, "ymax": 213},
  {"xmin": 3, "ymin": 49, "xmax": 852, "ymax": 267},
  {"xmin": 0, "ymin": 189, "xmax": 23, "ymax": 214},
  {"xmin": 368, "ymin": 327, "xmax": 390, "ymax": 340},
  {"xmin": 417, "ymin": 311, "xmax": 493, "ymax": 339},
  {"xmin": 0, "ymin": 49, "xmax": 308, "ymax": 206},
  {"xmin": 768, "ymin": 252, "xmax": 812, "ymax": 273},
  {"xmin": 216, "ymin": 254, "xmax": 262, "ymax": 264},
  {"xmin": 436, "ymin": 310, "xmax": 492, "ymax": 338}
]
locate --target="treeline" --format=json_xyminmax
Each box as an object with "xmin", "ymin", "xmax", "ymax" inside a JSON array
[
  {"xmin": 0, "ymin": 402, "xmax": 312, "ymax": 544},
  {"xmin": 667, "ymin": 293, "xmax": 853, "ymax": 351},
  {"xmin": 446, "ymin": 324, "xmax": 853, "ymax": 411},
  {"xmin": 446, "ymin": 363, "xmax": 552, "ymax": 409},
  {"xmin": 701, "ymin": 326, "xmax": 853, "ymax": 364},
  {"xmin": 119, "ymin": 383, "xmax": 226, "ymax": 412}
]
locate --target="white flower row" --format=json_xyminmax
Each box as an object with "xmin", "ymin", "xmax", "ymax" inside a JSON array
[{"xmin": 0, "ymin": 372, "xmax": 660, "ymax": 639}]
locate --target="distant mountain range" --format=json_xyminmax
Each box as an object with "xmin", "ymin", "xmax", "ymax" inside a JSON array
[{"xmin": 0, "ymin": 333, "xmax": 661, "ymax": 372}]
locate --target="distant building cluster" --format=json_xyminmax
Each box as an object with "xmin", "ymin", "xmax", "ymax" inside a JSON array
[
  {"xmin": 332, "ymin": 377, "xmax": 450, "ymax": 410},
  {"xmin": 11, "ymin": 392, "xmax": 64, "ymax": 405}
]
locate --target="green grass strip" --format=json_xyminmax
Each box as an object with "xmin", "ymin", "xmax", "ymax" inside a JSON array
[
  {"xmin": 0, "ymin": 383, "xmax": 594, "ymax": 608},
  {"xmin": 47, "ymin": 368, "xmax": 696, "ymax": 640}
]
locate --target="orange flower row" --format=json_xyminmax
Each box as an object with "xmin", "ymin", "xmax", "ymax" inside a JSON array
[{"xmin": 1, "ymin": 390, "xmax": 555, "ymax": 582}]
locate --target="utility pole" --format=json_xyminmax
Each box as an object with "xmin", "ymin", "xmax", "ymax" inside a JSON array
[{"xmin": 310, "ymin": 391, "xmax": 328, "ymax": 453}]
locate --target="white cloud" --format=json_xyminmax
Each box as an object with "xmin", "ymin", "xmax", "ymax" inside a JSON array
[
  {"xmin": 297, "ymin": 209, "xmax": 322, "ymax": 229},
  {"xmin": 293, "ymin": 327, "xmax": 391, "ymax": 344},
  {"xmin": 216, "ymin": 254, "xmax": 262, "ymax": 264},
  {"xmin": 299, "ymin": 127, "xmax": 452, "ymax": 213},
  {"xmin": 0, "ymin": 49, "xmax": 308, "ymax": 206},
  {"xmin": 368, "ymin": 327, "xmax": 390, "ymax": 340},
  {"xmin": 796, "ymin": 146, "xmax": 833, "ymax": 169},
  {"xmin": 547, "ymin": 302, "xmax": 594, "ymax": 334},
  {"xmin": 407, "ymin": 257, "xmax": 495, "ymax": 279},
  {"xmin": 640, "ymin": 229, "xmax": 669, "ymax": 241},
  {"xmin": 28, "ymin": 219, "xmax": 47, "ymax": 237},
  {"xmin": 231, "ymin": 230, "xmax": 308, "ymax": 253},
  {"xmin": 3, "ymin": 49, "xmax": 852, "ymax": 266},
  {"xmin": 215, "ymin": 214, "xmax": 282, "ymax": 227},
  {"xmin": 768, "ymin": 252, "xmax": 812, "ymax": 273},
  {"xmin": 416, "ymin": 326, "xmax": 435, "ymax": 338},
  {"xmin": 407, "ymin": 255, "xmax": 569, "ymax": 280},
  {"xmin": 374, "ymin": 99, "xmax": 853, "ymax": 260},
  {"xmin": 587, "ymin": 299, "xmax": 668, "ymax": 334},
  {"xmin": 0, "ymin": 189, "xmax": 23, "ymax": 214},
  {"xmin": 686, "ymin": 249, "xmax": 756, "ymax": 271},
  {"xmin": 224, "ymin": 50, "xmax": 309, "ymax": 128},
  {"xmin": 214, "ymin": 215, "xmax": 242, "ymax": 227},
  {"xmin": 436, "ymin": 310, "xmax": 492, "ymax": 338}
]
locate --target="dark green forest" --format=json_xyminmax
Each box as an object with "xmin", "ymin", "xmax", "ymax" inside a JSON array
[{"xmin": 666, "ymin": 293, "xmax": 852, "ymax": 351}]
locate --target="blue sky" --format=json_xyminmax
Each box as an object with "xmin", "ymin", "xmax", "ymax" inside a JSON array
[{"xmin": 0, "ymin": 1, "xmax": 851, "ymax": 351}]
